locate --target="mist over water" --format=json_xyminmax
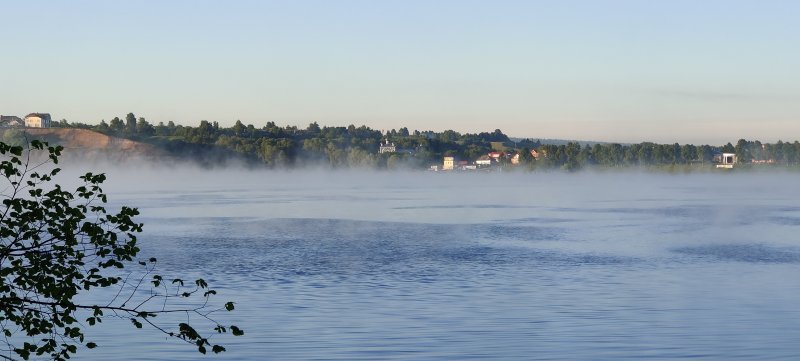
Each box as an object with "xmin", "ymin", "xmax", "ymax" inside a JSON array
[{"xmin": 70, "ymin": 167, "xmax": 800, "ymax": 360}]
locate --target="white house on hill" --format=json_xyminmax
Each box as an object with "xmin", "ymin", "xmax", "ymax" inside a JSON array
[{"xmin": 24, "ymin": 113, "xmax": 52, "ymax": 128}]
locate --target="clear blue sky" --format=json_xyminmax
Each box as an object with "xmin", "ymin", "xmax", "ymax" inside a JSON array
[{"xmin": 1, "ymin": 0, "xmax": 798, "ymax": 144}]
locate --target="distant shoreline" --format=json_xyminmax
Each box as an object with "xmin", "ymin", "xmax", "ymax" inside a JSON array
[{"xmin": 2, "ymin": 124, "xmax": 798, "ymax": 172}]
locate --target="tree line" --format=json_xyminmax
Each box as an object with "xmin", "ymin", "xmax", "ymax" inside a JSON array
[
  {"xmin": 55, "ymin": 114, "xmax": 800, "ymax": 170},
  {"xmin": 528, "ymin": 140, "xmax": 798, "ymax": 170}
]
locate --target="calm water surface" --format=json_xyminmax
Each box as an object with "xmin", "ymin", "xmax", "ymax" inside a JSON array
[{"xmin": 79, "ymin": 171, "xmax": 800, "ymax": 360}]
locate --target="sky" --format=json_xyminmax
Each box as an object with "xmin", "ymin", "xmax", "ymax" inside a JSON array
[{"xmin": 1, "ymin": 0, "xmax": 798, "ymax": 144}]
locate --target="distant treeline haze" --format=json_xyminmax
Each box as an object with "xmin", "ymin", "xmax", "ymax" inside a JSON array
[{"xmin": 49, "ymin": 114, "xmax": 800, "ymax": 170}]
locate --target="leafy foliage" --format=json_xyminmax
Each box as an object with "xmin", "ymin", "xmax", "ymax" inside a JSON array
[
  {"xmin": 0, "ymin": 140, "xmax": 241, "ymax": 360},
  {"xmin": 54, "ymin": 115, "xmax": 800, "ymax": 170}
]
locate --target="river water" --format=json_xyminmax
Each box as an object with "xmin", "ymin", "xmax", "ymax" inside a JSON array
[{"xmin": 76, "ymin": 170, "xmax": 800, "ymax": 360}]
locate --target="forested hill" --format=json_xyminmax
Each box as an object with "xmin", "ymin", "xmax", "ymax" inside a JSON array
[{"xmin": 10, "ymin": 113, "xmax": 800, "ymax": 170}]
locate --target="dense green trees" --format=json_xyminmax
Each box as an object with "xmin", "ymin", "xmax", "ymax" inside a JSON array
[
  {"xmin": 733, "ymin": 139, "xmax": 800, "ymax": 166},
  {"xmin": 0, "ymin": 141, "xmax": 241, "ymax": 360},
  {"xmin": 125, "ymin": 113, "xmax": 137, "ymax": 134},
  {"xmin": 518, "ymin": 139, "xmax": 798, "ymax": 170},
  {"xmin": 108, "ymin": 117, "xmax": 124, "ymax": 133},
  {"xmin": 51, "ymin": 115, "xmax": 800, "ymax": 170},
  {"xmin": 136, "ymin": 117, "xmax": 155, "ymax": 136}
]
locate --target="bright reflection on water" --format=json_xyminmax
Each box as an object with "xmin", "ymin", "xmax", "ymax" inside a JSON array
[{"xmin": 76, "ymin": 171, "xmax": 800, "ymax": 360}]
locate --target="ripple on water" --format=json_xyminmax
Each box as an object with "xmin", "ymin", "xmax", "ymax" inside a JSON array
[{"xmin": 672, "ymin": 244, "xmax": 800, "ymax": 263}]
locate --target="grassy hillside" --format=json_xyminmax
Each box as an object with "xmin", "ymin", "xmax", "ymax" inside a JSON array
[{"xmin": 1, "ymin": 128, "xmax": 166, "ymax": 162}]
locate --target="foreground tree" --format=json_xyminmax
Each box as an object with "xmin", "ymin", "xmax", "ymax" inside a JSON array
[{"xmin": 0, "ymin": 141, "xmax": 241, "ymax": 360}]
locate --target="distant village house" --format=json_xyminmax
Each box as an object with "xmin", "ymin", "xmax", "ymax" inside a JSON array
[
  {"xmin": 714, "ymin": 152, "xmax": 737, "ymax": 169},
  {"xmin": 24, "ymin": 113, "xmax": 52, "ymax": 128},
  {"xmin": 475, "ymin": 155, "xmax": 492, "ymax": 166},
  {"xmin": 0, "ymin": 115, "xmax": 24, "ymax": 127},
  {"xmin": 443, "ymin": 156, "xmax": 456, "ymax": 170},
  {"xmin": 379, "ymin": 139, "xmax": 397, "ymax": 154}
]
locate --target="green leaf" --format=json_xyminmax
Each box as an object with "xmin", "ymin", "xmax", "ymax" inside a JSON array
[
  {"xmin": 131, "ymin": 319, "xmax": 143, "ymax": 329},
  {"xmin": 14, "ymin": 348, "xmax": 30, "ymax": 359},
  {"xmin": 230, "ymin": 326, "xmax": 244, "ymax": 336}
]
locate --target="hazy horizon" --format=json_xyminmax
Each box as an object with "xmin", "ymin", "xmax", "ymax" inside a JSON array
[{"xmin": 2, "ymin": 1, "xmax": 798, "ymax": 145}]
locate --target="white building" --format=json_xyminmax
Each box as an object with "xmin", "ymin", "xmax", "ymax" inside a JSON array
[
  {"xmin": 475, "ymin": 155, "xmax": 492, "ymax": 166},
  {"xmin": 443, "ymin": 156, "xmax": 456, "ymax": 170},
  {"xmin": 379, "ymin": 139, "xmax": 396, "ymax": 154},
  {"xmin": 24, "ymin": 113, "xmax": 52, "ymax": 128},
  {"xmin": 715, "ymin": 153, "xmax": 737, "ymax": 169}
]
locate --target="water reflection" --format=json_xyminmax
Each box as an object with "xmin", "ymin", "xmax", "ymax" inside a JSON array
[{"xmin": 77, "ymin": 172, "xmax": 800, "ymax": 360}]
